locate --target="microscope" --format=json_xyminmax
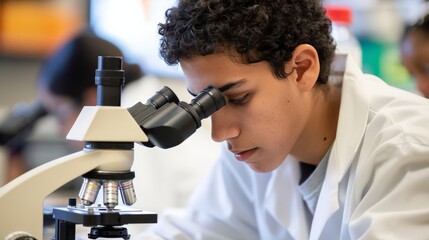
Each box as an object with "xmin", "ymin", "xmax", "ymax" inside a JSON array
[{"xmin": 0, "ymin": 56, "xmax": 226, "ymax": 239}]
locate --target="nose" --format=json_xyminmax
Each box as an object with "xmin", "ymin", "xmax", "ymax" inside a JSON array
[{"xmin": 210, "ymin": 109, "xmax": 239, "ymax": 142}]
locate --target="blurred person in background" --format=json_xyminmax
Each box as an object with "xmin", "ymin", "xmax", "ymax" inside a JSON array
[{"xmin": 400, "ymin": 13, "xmax": 429, "ymax": 98}]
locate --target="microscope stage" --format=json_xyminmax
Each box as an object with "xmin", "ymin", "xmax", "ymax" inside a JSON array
[{"xmin": 53, "ymin": 206, "xmax": 158, "ymax": 226}]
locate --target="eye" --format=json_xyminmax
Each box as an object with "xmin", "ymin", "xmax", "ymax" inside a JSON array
[{"xmin": 228, "ymin": 94, "xmax": 250, "ymax": 105}]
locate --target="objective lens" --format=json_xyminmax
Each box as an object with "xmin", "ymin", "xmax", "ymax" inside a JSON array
[
  {"xmin": 79, "ymin": 178, "xmax": 102, "ymax": 206},
  {"xmin": 119, "ymin": 179, "xmax": 137, "ymax": 206},
  {"xmin": 103, "ymin": 180, "xmax": 119, "ymax": 210}
]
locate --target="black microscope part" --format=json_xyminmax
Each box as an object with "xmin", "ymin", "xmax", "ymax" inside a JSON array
[
  {"xmin": 146, "ymin": 86, "xmax": 179, "ymax": 109},
  {"xmin": 128, "ymin": 85, "xmax": 226, "ymax": 149},
  {"xmin": 95, "ymin": 56, "xmax": 125, "ymax": 107},
  {"xmin": 0, "ymin": 101, "xmax": 48, "ymax": 149},
  {"xmin": 88, "ymin": 226, "xmax": 130, "ymax": 239}
]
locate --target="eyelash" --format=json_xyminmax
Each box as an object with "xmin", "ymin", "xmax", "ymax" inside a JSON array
[{"xmin": 228, "ymin": 94, "xmax": 249, "ymax": 105}]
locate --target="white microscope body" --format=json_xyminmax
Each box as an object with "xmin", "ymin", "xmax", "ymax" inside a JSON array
[
  {"xmin": 0, "ymin": 56, "xmax": 225, "ymax": 239},
  {"xmin": 0, "ymin": 106, "xmax": 148, "ymax": 239}
]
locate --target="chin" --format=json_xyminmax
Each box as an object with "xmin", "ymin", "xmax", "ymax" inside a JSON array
[{"xmin": 248, "ymin": 162, "xmax": 278, "ymax": 173}]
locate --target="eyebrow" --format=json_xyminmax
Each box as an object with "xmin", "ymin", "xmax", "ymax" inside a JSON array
[{"xmin": 187, "ymin": 79, "xmax": 246, "ymax": 96}]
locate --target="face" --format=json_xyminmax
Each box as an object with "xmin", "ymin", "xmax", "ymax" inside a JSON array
[
  {"xmin": 401, "ymin": 30, "xmax": 429, "ymax": 98},
  {"xmin": 180, "ymin": 54, "xmax": 313, "ymax": 172}
]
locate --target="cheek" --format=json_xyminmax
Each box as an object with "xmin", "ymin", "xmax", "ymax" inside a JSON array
[
  {"xmin": 245, "ymin": 94, "xmax": 292, "ymax": 137},
  {"xmin": 255, "ymin": 90, "xmax": 306, "ymax": 147}
]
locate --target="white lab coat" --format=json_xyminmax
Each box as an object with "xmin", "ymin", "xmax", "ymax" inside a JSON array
[{"xmin": 139, "ymin": 55, "xmax": 429, "ymax": 240}]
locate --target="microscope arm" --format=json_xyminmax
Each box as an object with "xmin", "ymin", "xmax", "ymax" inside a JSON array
[{"xmin": 0, "ymin": 148, "xmax": 134, "ymax": 240}]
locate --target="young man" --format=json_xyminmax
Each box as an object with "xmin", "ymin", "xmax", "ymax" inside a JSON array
[
  {"xmin": 141, "ymin": 0, "xmax": 429, "ymax": 239},
  {"xmin": 400, "ymin": 13, "xmax": 429, "ymax": 98}
]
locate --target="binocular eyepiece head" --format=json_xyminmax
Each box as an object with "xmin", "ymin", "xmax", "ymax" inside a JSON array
[
  {"xmin": 130, "ymin": 85, "xmax": 226, "ymax": 149},
  {"xmin": 146, "ymin": 85, "xmax": 226, "ymax": 119}
]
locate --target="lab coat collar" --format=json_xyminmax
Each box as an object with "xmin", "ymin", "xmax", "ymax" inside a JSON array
[
  {"xmin": 310, "ymin": 54, "xmax": 370, "ymax": 239},
  {"xmin": 332, "ymin": 54, "xmax": 370, "ymax": 179}
]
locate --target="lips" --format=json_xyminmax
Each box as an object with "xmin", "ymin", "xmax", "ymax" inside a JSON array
[{"xmin": 232, "ymin": 148, "xmax": 257, "ymax": 161}]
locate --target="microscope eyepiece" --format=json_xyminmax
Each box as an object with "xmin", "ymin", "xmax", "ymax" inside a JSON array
[
  {"xmin": 146, "ymin": 86, "xmax": 179, "ymax": 109},
  {"xmin": 188, "ymin": 85, "xmax": 226, "ymax": 119},
  {"xmin": 97, "ymin": 56, "xmax": 122, "ymax": 70},
  {"xmin": 95, "ymin": 56, "xmax": 125, "ymax": 106}
]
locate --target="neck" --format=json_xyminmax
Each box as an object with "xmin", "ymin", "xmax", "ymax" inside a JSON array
[{"xmin": 291, "ymin": 83, "xmax": 341, "ymax": 165}]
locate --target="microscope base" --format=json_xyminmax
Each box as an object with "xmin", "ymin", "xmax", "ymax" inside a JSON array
[{"xmin": 53, "ymin": 206, "xmax": 157, "ymax": 239}]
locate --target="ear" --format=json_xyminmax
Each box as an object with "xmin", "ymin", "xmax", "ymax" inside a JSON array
[{"xmin": 288, "ymin": 44, "xmax": 320, "ymax": 92}]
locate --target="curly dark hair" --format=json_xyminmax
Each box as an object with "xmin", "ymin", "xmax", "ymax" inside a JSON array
[
  {"xmin": 158, "ymin": 0, "xmax": 336, "ymax": 84},
  {"xmin": 401, "ymin": 14, "xmax": 429, "ymax": 43}
]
